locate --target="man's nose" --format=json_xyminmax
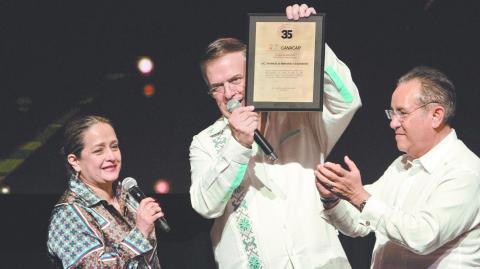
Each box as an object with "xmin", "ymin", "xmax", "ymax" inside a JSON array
[
  {"xmin": 223, "ymin": 82, "xmax": 236, "ymax": 98},
  {"xmin": 389, "ymin": 116, "xmax": 401, "ymax": 129}
]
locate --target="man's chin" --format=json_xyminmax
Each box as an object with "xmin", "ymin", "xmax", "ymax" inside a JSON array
[{"xmin": 396, "ymin": 143, "xmax": 408, "ymax": 154}]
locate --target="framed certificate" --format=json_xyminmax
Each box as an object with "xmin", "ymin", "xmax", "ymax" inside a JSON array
[{"xmin": 246, "ymin": 14, "xmax": 325, "ymax": 111}]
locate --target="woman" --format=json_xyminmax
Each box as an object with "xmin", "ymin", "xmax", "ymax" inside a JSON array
[{"xmin": 47, "ymin": 115, "xmax": 163, "ymax": 268}]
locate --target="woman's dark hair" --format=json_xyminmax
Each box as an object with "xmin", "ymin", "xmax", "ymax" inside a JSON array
[{"xmin": 62, "ymin": 115, "xmax": 113, "ymax": 176}]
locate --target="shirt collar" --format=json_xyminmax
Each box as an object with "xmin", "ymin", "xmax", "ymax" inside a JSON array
[
  {"xmin": 417, "ymin": 129, "xmax": 457, "ymax": 174},
  {"xmin": 69, "ymin": 176, "xmax": 121, "ymax": 207},
  {"xmin": 207, "ymin": 117, "xmax": 229, "ymax": 137}
]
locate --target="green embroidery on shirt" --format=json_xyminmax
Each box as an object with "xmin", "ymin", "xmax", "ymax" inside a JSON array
[
  {"xmin": 212, "ymin": 133, "xmax": 227, "ymax": 152},
  {"xmin": 239, "ymin": 217, "xmax": 251, "ymax": 232},
  {"xmin": 234, "ymin": 199, "xmax": 264, "ymax": 269},
  {"xmin": 325, "ymin": 66, "xmax": 353, "ymax": 103},
  {"xmin": 249, "ymin": 256, "xmax": 261, "ymax": 269},
  {"xmin": 209, "ymin": 126, "xmax": 264, "ymax": 269},
  {"xmin": 222, "ymin": 164, "xmax": 247, "ymax": 203}
]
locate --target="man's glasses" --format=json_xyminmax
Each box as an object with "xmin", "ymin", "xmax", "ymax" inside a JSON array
[
  {"xmin": 208, "ymin": 75, "xmax": 244, "ymax": 95},
  {"xmin": 385, "ymin": 102, "xmax": 437, "ymax": 121}
]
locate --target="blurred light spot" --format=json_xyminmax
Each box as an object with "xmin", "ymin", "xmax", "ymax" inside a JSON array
[
  {"xmin": 154, "ymin": 179, "xmax": 170, "ymax": 194},
  {"xmin": 16, "ymin": 96, "xmax": 32, "ymax": 113},
  {"xmin": 1, "ymin": 185, "xmax": 10, "ymax": 194},
  {"xmin": 105, "ymin": 73, "xmax": 126, "ymax": 80},
  {"xmin": 143, "ymin": 84, "xmax": 155, "ymax": 98},
  {"xmin": 137, "ymin": 57, "xmax": 154, "ymax": 75}
]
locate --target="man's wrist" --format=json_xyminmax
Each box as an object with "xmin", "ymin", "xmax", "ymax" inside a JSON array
[
  {"xmin": 358, "ymin": 199, "xmax": 367, "ymax": 212},
  {"xmin": 230, "ymin": 133, "xmax": 252, "ymax": 149},
  {"xmin": 320, "ymin": 195, "xmax": 339, "ymax": 203},
  {"xmin": 351, "ymin": 190, "xmax": 371, "ymax": 212},
  {"xmin": 321, "ymin": 195, "xmax": 340, "ymax": 209}
]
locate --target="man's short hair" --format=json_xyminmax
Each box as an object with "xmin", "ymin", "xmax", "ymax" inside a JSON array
[
  {"xmin": 398, "ymin": 66, "xmax": 456, "ymax": 125},
  {"xmin": 200, "ymin": 38, "xmax": 247, "ymax": 85}
]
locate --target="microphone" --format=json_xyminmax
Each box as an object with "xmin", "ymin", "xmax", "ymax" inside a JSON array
[
  {"xmin": 122, "ymin": 177, "xmax": 171, "ymax": 233},
  {"xmin": 226, "ymin": 99, "xmax": 278, "ymax": 161}
]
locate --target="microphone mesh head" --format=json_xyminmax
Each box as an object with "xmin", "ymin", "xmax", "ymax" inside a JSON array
[
  {"xmin": 122, "ymin": 177, "xmax": 138, "ymax": 191},
  {"xmin": 226, "ymin": 99, "xmax": 241, "ymax": 113}
]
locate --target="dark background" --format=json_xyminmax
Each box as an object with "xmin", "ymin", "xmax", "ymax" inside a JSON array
[{"xmin": 0, "ymin": 0, "xmax": 479, "ymax": 268}]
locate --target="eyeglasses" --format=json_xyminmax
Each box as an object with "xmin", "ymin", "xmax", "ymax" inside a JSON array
[
  {"xmin": 208, "ymin": 75, "xmax": 244, "ymax": 95},
  {"xmin": 385, "ymin": 102, "xmax": 437, "ymax": 121}
]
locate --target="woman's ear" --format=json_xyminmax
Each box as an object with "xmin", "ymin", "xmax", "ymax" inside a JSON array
[{"xmin": 67, "ymin": 154, "xmax": 81, "ymax": 172}]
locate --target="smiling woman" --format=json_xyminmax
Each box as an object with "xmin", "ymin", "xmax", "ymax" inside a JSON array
[
  {"xmin": 66, "ymin": 117, "xmax": 122, "ymax": 194},
  {"xmin": 47, "ymin": 115, "xmax": 163, "ymax": 268}
]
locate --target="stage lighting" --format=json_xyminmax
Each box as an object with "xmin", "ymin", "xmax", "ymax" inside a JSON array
[
  {"xmin": 154, "ymin": 179, "xmax": 170, "ymax": 194},
  {"xmin": 137, "ymin": 57, "xmax": 154, "ymax": 75},
  {"xmin": 1, "ymin": 185, "xmax": 10, "ymax": 194},
  {"xmin": 143, "ymin": 83, "xmax": 155, "ymax": 98}
]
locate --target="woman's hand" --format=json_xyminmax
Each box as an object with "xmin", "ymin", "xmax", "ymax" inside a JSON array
[{"xmin": 135, "ymin": 197, "xmax": 164, "ymax": 238}]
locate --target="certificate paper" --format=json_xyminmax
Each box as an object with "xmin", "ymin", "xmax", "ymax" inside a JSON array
[{"xmin": 247, "ymin": 14, "xmax": 325, "ymax": 111}]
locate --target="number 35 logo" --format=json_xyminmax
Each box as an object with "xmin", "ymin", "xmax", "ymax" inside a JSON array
[{"xmin": 281, "ymin": 29, "xmax": 293, "ymax": 39}]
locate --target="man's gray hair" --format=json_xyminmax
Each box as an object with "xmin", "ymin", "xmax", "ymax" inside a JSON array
[{"xmin": 398, "ymin": 66, "xmax": 456, "ymax": 125}]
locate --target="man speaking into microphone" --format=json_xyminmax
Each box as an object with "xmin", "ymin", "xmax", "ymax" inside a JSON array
[{"xmin": 189, "ymin": 4, "xmax": 361, "ymax": 269}]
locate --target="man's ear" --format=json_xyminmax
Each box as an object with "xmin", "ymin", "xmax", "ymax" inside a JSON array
[
  {"xmin": 67, "ymin": 154, "xmax": 81, "ymax": 172},
  {"xmin": 431, "ymin": 105, "xmax": 445, "ymax": 128}
]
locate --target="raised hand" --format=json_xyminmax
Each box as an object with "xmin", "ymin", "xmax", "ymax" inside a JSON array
[
  {"xmin": 286, "ymin": 3, "xmax": 317, "ymax": 20},
  {"xmin": 228, "ymin": 105, "xmax": 259, "ymax": 148}
]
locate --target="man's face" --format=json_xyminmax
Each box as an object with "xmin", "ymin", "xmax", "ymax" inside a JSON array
[
  {"xmin": 389, "ymin": 79, "xmax": 434, "ymax": 160},
  {"xmin": 204, "ymin": 51, "xmax": 246, "ymax": 118}
]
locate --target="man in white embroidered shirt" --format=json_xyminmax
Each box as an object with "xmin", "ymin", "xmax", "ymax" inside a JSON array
[
  {"xmin": 315, "ymin": 66, "xmax": 480, "ymax": 268},
  {"xmin": 189, "ymin": 4, "xmax": 362, "ymax": 269}
]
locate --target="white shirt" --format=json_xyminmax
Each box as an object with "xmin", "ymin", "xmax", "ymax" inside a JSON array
[
  {"xmin": 190, "ymin": 45, "xmax": 361, "ymax": 269},
  {"xmin": 323, "ymin": 130, "xmax": 480, "ymax": 268}
]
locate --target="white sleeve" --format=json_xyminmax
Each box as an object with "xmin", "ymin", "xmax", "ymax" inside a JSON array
[
  {"xmin": 189, "ymin": 133, "xmax": 251, "ymax": 218},
  {"xmin": 314, "ymin": 44, "xmax": 362, "ymax": 155},
  {"xmin": 360, "ymin": 169, "xmax": 480, "ymax": 254},
  {"xmin": 320, "ymin": 180, "xmax": 382, "ymax": 238}
]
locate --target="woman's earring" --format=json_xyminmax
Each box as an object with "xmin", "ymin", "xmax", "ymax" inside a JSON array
[{"xmin": 75, "ymin": 171, "xmax": 79, "ymax": 179}]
